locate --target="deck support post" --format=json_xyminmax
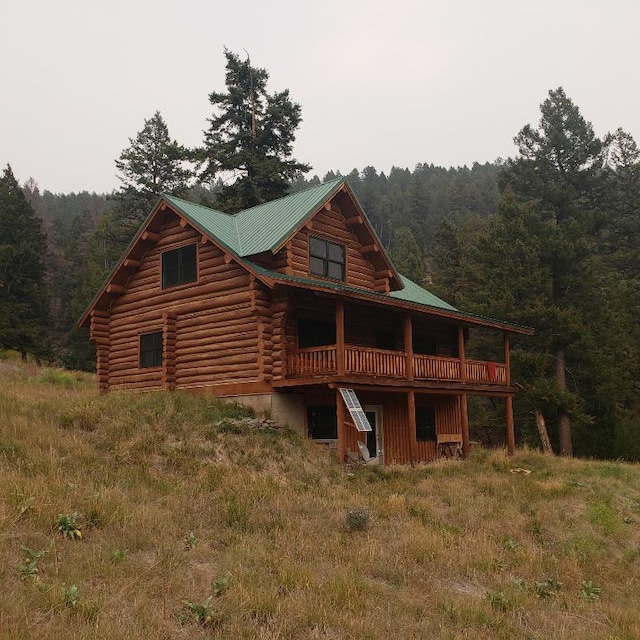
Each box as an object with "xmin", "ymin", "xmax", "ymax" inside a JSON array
[
  {"xmin": 404, "ymin": 315, "xmax": 414, "ymax": 381},
  {"xmin": 336, "ymin": 388, "xmax": 347, "ymax": 463},
  {"xmin": 461, "ymin": 393, "xmax": 470, "ymax": 459},
  {"xmin": 503, "ymin": 333, "xmax": 511, "ymax": 386},
  {"xmin": 407, "ymin": 390, "xmax": 419, "ymax": 465},
  {"xmin": 458, "ymin": 325, "xmax": 466, "ymax": 383},
  {"xmin": 506, "ymin": 395, "xmax": 516, "ymax": 455},
  {"xmin": 336, "ymin": 299, "xmax": 345, "ymax": 376}
]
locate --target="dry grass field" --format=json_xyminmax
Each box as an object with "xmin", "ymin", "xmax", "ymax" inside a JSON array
[{"xmin": 1, "ymin": 357, "xmax": 639, "ymax": 639}]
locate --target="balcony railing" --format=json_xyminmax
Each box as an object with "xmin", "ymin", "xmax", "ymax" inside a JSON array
[{"xmin": 286, "ymin": 345, "xmax": 508, "ymax": 385}]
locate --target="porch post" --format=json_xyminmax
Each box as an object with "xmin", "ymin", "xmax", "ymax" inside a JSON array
[
  {"xmin": 336, "ymin": 299, "xmax": 345, "ymax": 376},
  {"xmin": 336, "ymin": 388, "xmax": 347, "ymax": 462},
  {"xmin": 460, "ymin": 393, "xmax": 470, "ymax": 459},
  {"xmin": 506, "ymin": 395, "xmax": 516, "ymax": 455},
  {"xmin": 503, "ymin": 333, "xmax": 511, "ymax": 386},
  {"xmin": 407, "ymin": 390, "xmax": 419, "ymax": 465},
  {"xmin": 404, "ymin": 315, "xmax": 414, "ymax": 381},
  {"xmin": 458, "ymin": 325, "xmax": 466, "ymax": 383}
]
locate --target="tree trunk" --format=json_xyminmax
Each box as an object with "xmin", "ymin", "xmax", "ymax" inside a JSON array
[
  {"xmin": 555, "ymin": 348, "xmax": 573, "ymax": 457},
  {"xmin": 534, "ymin": 410, "xmax": 554, "ymax": 454}
]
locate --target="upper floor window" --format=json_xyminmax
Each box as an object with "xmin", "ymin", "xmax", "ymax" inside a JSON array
[
  {"xmin": 140, "ymin": 331, "xmax": 163, "ymax": 368},
  {"xmin": 162, "ymin": 244, "xmax": 197, "ymax": 289},
  {"xmin": 309, "ymin": 236, "xmax": 345, "ymax": 281}
]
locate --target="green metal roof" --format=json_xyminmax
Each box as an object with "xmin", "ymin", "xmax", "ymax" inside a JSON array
[
  {"xmin": 234, "ymin": 178, "xmax": 344, "ymax": 255},
  {"xmin": 391, "ymin": 275, "xmax": 457, "ymax": 310},
  {"xmin": 163, "ymin": 181, "xmax": 458, "ymax": 315},
  {"xmin": 248, "ymin": 263, "xmax": 457, "ymax": 312},
  {"xmin": 161, "ymin": 195, "xmax": 242, "ymax": 254},
  {"xmin": 162, "ymin": 177, "xmax": 344, "ymax": 258}
]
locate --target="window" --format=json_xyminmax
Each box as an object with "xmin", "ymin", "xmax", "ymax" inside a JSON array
[
  {"xmin": 416, "ymin": 406, "xmax": 436, "ymax": 441},
  {"xmin": 307, "ymin": 405, "xmax": 337, "ymax": 440},
  {"xmin": 309, "ymin": 236, "xmax": 345, "ymax": 281},
  {"xmin": 140, "ymin": 332, "xmax": 163, "ymax": 368},
  {"xmin": 162, "ymin": 244, "xmax": 197, "ymax": 288}
]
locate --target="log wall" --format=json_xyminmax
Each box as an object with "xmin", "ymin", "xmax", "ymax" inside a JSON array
[{"xmin": 102, "ymin": 216, "xmax": 266, "ymax": 391}]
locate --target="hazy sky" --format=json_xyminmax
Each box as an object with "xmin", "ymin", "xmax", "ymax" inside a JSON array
[{"xmin": 2, "ymin": 0, "xmax": 639, "ymax": 194}]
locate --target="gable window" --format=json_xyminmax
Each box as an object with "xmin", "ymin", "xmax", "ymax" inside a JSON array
[
  {"xmin": 162, "ymin": 244, "xmax": 197, "ymax": 289},
  {"xmin": 140, "ymin": 332, "xmax": 163, "ymax": 368},
  {"xmin": 416, "ymin": 406, "xmax": 436, "ymax": 442},
  {"xmin": 309, "ymin": 236, "xmax": 345, "ymax": 281}
]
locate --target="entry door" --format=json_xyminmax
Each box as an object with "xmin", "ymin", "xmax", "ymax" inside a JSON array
[{"xmin": 364, "ymin": 406, "xmax": 383, "ymax": 463}]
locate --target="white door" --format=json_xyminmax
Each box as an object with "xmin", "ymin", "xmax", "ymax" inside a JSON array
[{"xmin": 364, "ymin": 406, "xmax": 383, "ymax": 464}]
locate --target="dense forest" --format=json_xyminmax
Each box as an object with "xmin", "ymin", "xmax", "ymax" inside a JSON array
[{"xmin": 1, "ymin": 51, "xmax": 638, "ymax": 461}]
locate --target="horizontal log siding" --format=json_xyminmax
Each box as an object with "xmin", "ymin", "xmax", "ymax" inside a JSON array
[
  {"xmin": 107, "ymin": 218, "xmax": 261, "ymax": 390},
  {"xmin": 279, "ymin": 209, "xmax": 379, "ymax": 291}
]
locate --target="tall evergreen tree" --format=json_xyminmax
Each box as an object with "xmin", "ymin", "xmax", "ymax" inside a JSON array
[
  {"xmin": 0, "ymin": 165, "xmax": 51, "ymax": 362},
  {"xmin": 391, "ymin": 226, "xmax": 425, "ymax": 283},
  {"xmin": 498, "ymin": 88, "xmax": 606, "ymax": 456},
  {"xmin": 112, "ymin": 110, "xmax": 192, "ymax": 243},
  {"xmin": 200, "ymin": 49, "xmax": 310, "ymax": 212}
]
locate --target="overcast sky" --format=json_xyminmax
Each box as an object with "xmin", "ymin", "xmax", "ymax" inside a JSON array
[{"xmin": 1, "ymin": 0, "xmax": 639, "ymax": 194}]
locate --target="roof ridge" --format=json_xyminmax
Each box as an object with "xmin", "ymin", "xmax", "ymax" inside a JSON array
[{"xmin": 235, "ymin": 176, "xmax": 345, "ymax": 215}]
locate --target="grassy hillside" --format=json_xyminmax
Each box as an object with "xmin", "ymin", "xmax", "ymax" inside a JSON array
[{"xmin": 1, "ymin": 359, "xmax": 639, "ymax": 639}]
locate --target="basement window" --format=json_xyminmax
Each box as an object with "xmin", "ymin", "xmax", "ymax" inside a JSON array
[
  {"xmin": 162, "ymin": 244, "xmax": 197, "ymax": 288},
  {"xmin": 140, "ymin": 332, "xmax": 163, "ymax": 368},
  {"xmin": 309, "ymin": 236, "xmax": 345, "ymax": 281},
  {"xmin": 416, "ymin": 406, "xmax": 436, "ymax": 442},
  {"xmin": 307, "ymin": 405, "xmax": 338, "ymax": 440}
]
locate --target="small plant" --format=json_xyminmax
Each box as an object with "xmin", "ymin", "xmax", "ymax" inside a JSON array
[
  {"xmin": 212, "ymin": 573, "xmax": 232, "ymax": 596},
  {"xmin": 56, "ymin": 512, "xmax": 82, "ymax": 540},
  {"xmin": 184, "ymin": 531, "xmax": 198, "ymax": 550},
  {"xmin": 63, "ymin": 584, "xmax": 79, "ymax": 607},
  {"xmin": 18, "ymin": 546, "xmax": 47, "ymax": 580},
  {"xmin": 491, "ymin": 558, "xmax": 507, "ymax": 571},
  {"xmin": 111, "ymin": 548, "xmax": 128, "ymax": 563},
  {"xmin": 535, "ymin": 578, "xmax": 561, "ymax": 599},
  {"xmin": 345, "ymin": 506, "xmax": 372, "ymax": 531},
  {"xmin": 181, "ymin": 596, "xmax": 220, "ymax": 626},
  {"xmin": 486, "ymin": 591, "xmax": 509, "ymax": 611},
  {"xmin": 581, "ymin": 580, "xmax": 601, "ymax": 601},
  {"xmin": 15, "ymin": 495, "xmax": 35, "ymax": 520},
  {"xmin": 510, "ymin": 576, "xmax": 529, "ymax": 591},
  {"xmin": 501, "ymin": 537, "xmax": 519, "ymax": 551}
]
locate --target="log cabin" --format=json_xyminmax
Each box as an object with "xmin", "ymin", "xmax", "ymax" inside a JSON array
[{"xmin": 79, "ymin": 178, "xmax": 532, "ymax": 465}]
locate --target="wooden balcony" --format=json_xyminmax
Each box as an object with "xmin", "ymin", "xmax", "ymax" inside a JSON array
[{"xmin": 285, "ymin": 345, "xmax": 508, "ymax": 386}]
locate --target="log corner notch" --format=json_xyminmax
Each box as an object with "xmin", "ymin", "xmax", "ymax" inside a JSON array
[
  {"xmin": 142, "ymin": 230, "xmax": 161, "ymax": 243},
  {"xmin": 106, "ymin": 283, "xmax": 127, "ymax": 295}
]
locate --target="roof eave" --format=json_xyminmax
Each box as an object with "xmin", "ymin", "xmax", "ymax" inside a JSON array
[
  {"xmin": 77, "ymin": 195, "xmax": 166, "ymax": 329},
  {"xmin": 268, "ymin": 274, "xmax": 533, "ymax": 335}
]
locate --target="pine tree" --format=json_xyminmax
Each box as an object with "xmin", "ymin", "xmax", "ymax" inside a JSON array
[
  {"xmin": 496, "ymin": 88, "xmax": 607, "ymax": 456},
  {"xmin": 0, "ymin": 165, "xmax": 51, "ymax": 362},
  {"xmin": 112, "ymin": 111, "xmax": 192, "ymax": 244},
  {"xmin": 391, "ymin": 226, "xmax": 425, "ymax": 284},
  {"xmin": 200, "ymin": 49, "xmax": 310, "ymax": 212}
]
